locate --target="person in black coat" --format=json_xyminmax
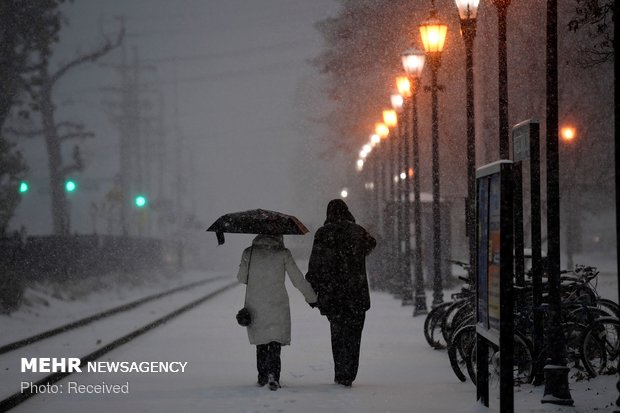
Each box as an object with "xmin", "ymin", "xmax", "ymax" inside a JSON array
[{"xmin": 306, "ymin": 199, "xmax": 376, "ymax": 387}]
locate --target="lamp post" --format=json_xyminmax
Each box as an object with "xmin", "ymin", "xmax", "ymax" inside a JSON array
[
  {"xmin": 370, "ymin": 133, "xmax": 382, "ymax": 227},
  {"xmin": 384, "ymin": 109, "xmax": 402, "ymax": 297},
  {"xmin": 376, "ymin": 121, "xmax": 393, "ymax": 292},
  {"xmin": 560, "ymin": 126, "xmax": 577, "ymax": 271},
  {"xmin": 542, "ymin": 0, "xmax": 573, "ymax": 405},
  {"xmin": 393, "ymin": 81, "xmax": 414, "ymax": 306},
  {"xmin": 402, "ymin": 48, "xmax": 427, "ymax": 315},
  {"xmin": 455, "ymin": 0, "xmax": 480, "ymax": 274},
  {"xmin": 491, "ymin": 0, "xmax": 511, "ymax": 159},
  {"xmin": 419, "ymin": 7, "xmax": 448, "ymax": 307}
]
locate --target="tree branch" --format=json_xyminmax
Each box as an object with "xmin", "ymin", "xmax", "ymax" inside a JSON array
[
  {"xmin": 2, "ymin": 127, "xmax": 45, "ymax": 138},
  {"xmin": 50, "ymin": 25, "xmax": 125, "ymax": 86},
  {"xmin": 59, "ymin": 131, "xmax": 95, "ymax": 141},
  {"xmin": 59, "ymin": 146, "xmax": 84, "ymax": 177},
  {"xmin": 59, "ymin": 163, "xmax": 81, "ymax": 177},
  {"xmin": 57, "ymin": 121, "xmax": 86, "ymax": 130}
]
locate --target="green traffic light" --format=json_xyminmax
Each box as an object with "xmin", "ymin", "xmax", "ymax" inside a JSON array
[
  {"xmin": 18, "ymin": 181, "xmax": 29, "ymax": 194},
  {"xmin": 65, "ymin": 180, "xmax": 77, "ymax": 192},
  {"xmin": 134, "ymin": 195, "xmax": 147, "ymax": 208}
]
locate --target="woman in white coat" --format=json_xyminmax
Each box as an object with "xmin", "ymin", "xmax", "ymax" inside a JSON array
[{"xmin": 237, "ymin": 234, "xmax": 317, "ymax": 390}]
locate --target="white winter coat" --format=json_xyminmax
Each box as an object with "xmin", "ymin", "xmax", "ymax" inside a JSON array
[{"xmin": 237, "ymin": 235, "xmax": 317, "ymax": 346}]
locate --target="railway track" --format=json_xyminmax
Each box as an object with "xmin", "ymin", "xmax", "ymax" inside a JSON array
[
  {"xmin": 0, "ymin": 274, "xmax": 228, "ymax": 355},
  {"xmin": 0, "ymin": 276, "xmax": 238, "ymax": 412}
]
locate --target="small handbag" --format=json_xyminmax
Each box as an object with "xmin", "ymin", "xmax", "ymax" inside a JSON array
[
  {"xmin": 236, "ymin": 247, "xmax": 254, "ymax": 327},
  {"xmin": 236, "ymin": 307, "xmax": 251, "ymax": 327}
]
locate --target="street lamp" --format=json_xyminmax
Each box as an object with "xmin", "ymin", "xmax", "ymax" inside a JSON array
[
  {"xmin": 402, "ymin": 47, "xmax": 427, "ymax": 315},
  {"xmin": 383, "ymin": 108, "xmax": 403, "ymax": 297},
  {"xmin": 560, "ymin": 126, "xmax": 576, "ymax": 142},
  {"xmin": 491, "ymin": 0, "xmax": 511, "ymax": 159},
  {"xmin": 368, "ymin": 134, "xmax": 382, "ymax": 233},
  {"xmin": 455, "ymin": 0, "xmax": 480, "ymax": 280},
  {"xmin": 390, "ymin": 94, "xmax": 404, "ymax": 113},
  {"xmin": 396, "ymin": 76, "xmax": 412, "ymax": 99},
  {"xmin": 543, "ymin": 0, "xmax": 573, "ymax": 404},
  {"xmin": 560, "ymin": 125, "xmax": 578, "ymax": 271},
  {"xmin": 420, "ymin": 7, "xmax": 448, "ymax": 307},
  {"xmin": 382, "ymin": 109, "xmax": 398, "ymax": 128},
  {"xmin": 375, "ymin": 122, "xmax": 390, "ymax": 139}
]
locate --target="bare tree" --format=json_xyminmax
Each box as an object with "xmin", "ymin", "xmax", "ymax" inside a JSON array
[
  {"xmin": 568, "ymin": 0, "xmax": 614, "ymax": 67},
  {"xmin": 7, "ymin": 26, "xmax": 124, "ymax": 235},
  {"xmin": 0, "ymin": 0, "xmax": 66, "ymax": 234}
]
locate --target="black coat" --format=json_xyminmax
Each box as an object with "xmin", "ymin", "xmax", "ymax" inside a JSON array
[{"xmin": 306, "ymin": 201, "xmax": 376, "ymax": 316}]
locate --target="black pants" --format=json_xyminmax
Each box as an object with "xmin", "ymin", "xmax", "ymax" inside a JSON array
[
  {"xmin": 328, "ymin": 312, "xmax": 366, "ymax": 383},
  {"xmin": 256, "ymin": 341, "xmax": 281, "ymax": 383}
]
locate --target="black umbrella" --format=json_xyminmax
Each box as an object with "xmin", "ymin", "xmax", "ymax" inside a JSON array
[{"xmin": 206, "ymin": 209, "xmax": 309, "ymax": 245}]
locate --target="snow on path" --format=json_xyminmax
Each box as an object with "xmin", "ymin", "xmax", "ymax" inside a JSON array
[{"xmin": 10, "ymin": 279, "xmax": 618, "ymax": 412}]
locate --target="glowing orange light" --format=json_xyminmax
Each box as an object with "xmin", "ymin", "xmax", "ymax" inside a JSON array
[
  {"xmin": 383, "ymin": 110, "xmax": 398, "ymax": 128},
  {"xmin": 419, "ymin": 16, "xmax": 448, "ymax": 53},
  {"xmin": 396, "ymin": 76, "xmax": 412, "ymax": 98},
  {"xmin": 561, "ymin": 126, "xmax": 576, "ymax": 142},
  {"xmin": 375, "ymin": 122, "xmax": 389, "ymax": 139},
  {"xmin": 408, "ymin": 167, "xmax": 414, "ymax": 178}
]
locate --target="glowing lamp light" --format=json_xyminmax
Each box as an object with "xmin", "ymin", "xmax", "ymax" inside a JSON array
[
  {"xmin": 371, "ymin": 134, "xmax": 381, "ymax": 145},
  {"xmin": 363, "ymin": 144, "xmax": 372, "ymax": 153},
  {"xmin": 419, "ymin": 15, "xmax": 448, "ymax": 53},
  {"xmin": 390, "ymin": 94, "xmax": 404, "ymax": 112},
  {"xmin": 356, "ymin": 159, "xmax": 364, "ymax": 171},
  {"xmin": 360, "ymin": 149, "xmax": 368, "ymax": 159},
  {"xmin": 375, "ymin": 122, "xmax": 389, "ymax": 139},
  {"xmin": 65, "ymin": 180, "xmax": 77, "ymax": 193},
  {"xmin": 340, "ymin": 188, "xmax": 349, "ymax": 198},
  {"xmin": 135, "ymin": 195, "xmax": 148, "ymax": 208},
  {"xmin": 455, "ymin": 0, "xmax": 480, "ymax": 20},
  {"xmin": 408, "ymin": 167, "xmax": 414, "ymax": 178},
  {"xmin": 393, "ymin": 175, "xmax": 399, "ymax": 183},
  {"xmin": 561, "ymin": 126, "xmax": 576, "ymax": 142},
  {"xmin": 18, "ymin": 181, "xmax": 29, "ymax": 194},
  {"xmin": 401, "ymin": 48, "xmax": 426, "ymax": 78},
  {"xmin": 400, "ymin": 172, "xmax": 407, "ymax": 180},
  {"xmin": 383, "ymin": 109, "xmax": 398, "ymax": 128},
  {"xmin": 396, "ymin": 76, "xmax": 412, "ymax": 98}
]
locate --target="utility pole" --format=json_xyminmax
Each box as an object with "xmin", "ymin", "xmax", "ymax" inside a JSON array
[
  {"xmin": 173, "ymin": 60, "xmax": 185, "ymax": 269},
  {"xmin": 102, "ymin": 42, "xmax": 157, "ymax": 236}
]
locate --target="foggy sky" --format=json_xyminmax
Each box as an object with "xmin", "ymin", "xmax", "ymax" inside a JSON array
[{"xmin": 11, "ymin": 0, "xmax": 349, "ymax": 267}]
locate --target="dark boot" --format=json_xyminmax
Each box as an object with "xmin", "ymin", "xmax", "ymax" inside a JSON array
[{"xmin": 268, "ymin": 374, "xmax": 280, "ymax": 391}]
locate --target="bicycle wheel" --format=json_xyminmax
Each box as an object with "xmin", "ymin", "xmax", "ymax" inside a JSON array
[
  {"xmin": 580, "ymin": 317, "xmax": 618, "ymax": 377},
  {"xmin": 513, "ymin": 332, "xmax": 534, "ymax": 384},
  {"xmin": 448, "ymin": 324, "xmax": 476, "ymax": 382},
  {"xmin": 441, "ymin": 299, "xmax": 469, "ymax": 344},
  {"xmin": 424, "ymin": 301, "xmax": 451, "ymax": 349},
  {"xmin": 466, "ymin": 332, "xmax": 533, "ymax": 385},
  {"xmin": 596, "ymin": 298, "xmax": 620, "ymax": 318}
]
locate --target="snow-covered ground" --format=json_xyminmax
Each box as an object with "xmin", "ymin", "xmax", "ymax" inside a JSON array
[
  {"xmin": 4, "ymin": 271, "xmax": 617, "ymax": 413},
  {"xmin": 0, "ymin": 269, "xmax": 227, "ymax": 344}
]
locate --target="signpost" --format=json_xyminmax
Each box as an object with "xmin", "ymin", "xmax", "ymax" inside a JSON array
[{"xmin": 476, "ymin": 160, "xmax": 514, "ymax": 412}]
